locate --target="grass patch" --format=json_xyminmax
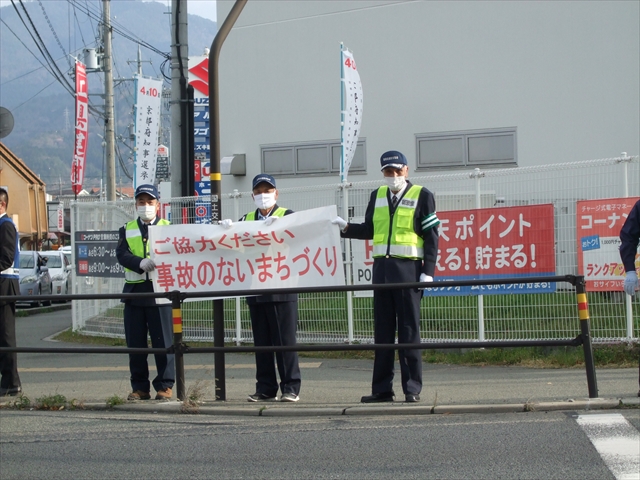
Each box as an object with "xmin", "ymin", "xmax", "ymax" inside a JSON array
[
  {"xmin": 53, "ymin": 328, "xmax": 127, "ymax": 346},
  {"xmin": 34, "ymin": 394, "xmax": 83, "ymax": 410},
  {"xmin": 105, "ymin": 395, "xmax": 126, "ymax": 408},
  {"xmin": 422, "ymin": 343, "xmax": 639, "ymax": 368}
]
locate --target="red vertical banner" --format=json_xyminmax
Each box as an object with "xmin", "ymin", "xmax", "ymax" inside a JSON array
[
  {"xmin": 71, "ymin": 61, "xmax": 88, "ymax": 195},
  {"xmin": 577, "ymin": 197, "xmax": 639, "ymax": 291}
]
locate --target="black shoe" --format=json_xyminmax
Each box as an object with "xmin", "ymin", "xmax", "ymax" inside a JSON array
[
  {"xmin": 0, "ymin": 386, "xmax": 22, "ymax": 397},
  {"xmin": 361, "ymin": 392, "xmax": 394, "ymax": 403},
  {"xmin": 405, "ymin": 394, "xmax": 420, "ymax": 403},
  {"xmin": 247, "ymin": 393, "xmax": 277, "ymax": 402}
]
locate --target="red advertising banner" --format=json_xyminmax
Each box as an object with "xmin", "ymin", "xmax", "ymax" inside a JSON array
[
  {"xmin": 71, "ymin": 61, "xmax": 88, "ymax": 195},
  {"xmin": 577, "ymin": 197, "xmax": 639, "ymax": 291},
  {"xmin": 427, "ymin": 204, "xmax": 556, "ymax": 295}
]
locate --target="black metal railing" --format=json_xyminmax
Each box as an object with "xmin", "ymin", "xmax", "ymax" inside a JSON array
[{"xmin": 1, "ymin": 275, "xmax": 598, "ymax": 401}]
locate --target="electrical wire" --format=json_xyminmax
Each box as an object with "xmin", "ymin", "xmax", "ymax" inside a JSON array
[
  {"xmin": 12, "ymin": 0, "xmax": 75, "ymax": 96},
  {"xmin": 38, "ymin": 0, "xmax": 72, "ymax": 69},
  {"xmin": 68, "ymin": 0, "xmax": 170, "ymax": 60}
]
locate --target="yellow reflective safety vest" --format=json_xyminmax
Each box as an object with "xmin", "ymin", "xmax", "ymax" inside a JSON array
[
  {"xmin": 244, "ymin": 207, "xmax": 287, "ymax": 221},
  {"xmin": 124, "ymin": 218, "xmax": 170, "ymax": 283},
  {"xmin": 372, "ymin": 185, "xmax": 423, "ymax": 260}
]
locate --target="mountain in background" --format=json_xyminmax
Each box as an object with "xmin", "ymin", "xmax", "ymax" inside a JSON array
[{"xmin": 0, "ymin": 0, "xmax": 216, "ymax": 192}]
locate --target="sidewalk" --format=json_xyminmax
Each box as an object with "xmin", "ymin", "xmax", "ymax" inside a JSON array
[{"xmin": 5, "ymin": 357, "xmax": 639, "ymax": 416}]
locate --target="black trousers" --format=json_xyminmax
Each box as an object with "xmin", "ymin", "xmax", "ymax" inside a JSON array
[
  {"xmin": 0, "ymin": 287, "xmax": 21, "ymax": 390},
  {"xmin": 123, "ymin": 303, "xmax": 175, "ymax": 392},
  {"xmin": 372, "ymin": 287, "xmax": 422, "ymax": 395},
  {"xmin": 249, "ymin": 301, "xmax": 301, "ymax": 396}
]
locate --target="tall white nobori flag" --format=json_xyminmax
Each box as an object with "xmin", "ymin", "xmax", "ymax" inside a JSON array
[
  {"xmin": 133, "ymin": 76, "xmax": 163, "ymax": 188},
  {"xmin": 341, "ymin": 48, "xmax": 363, "ymax": 183}
]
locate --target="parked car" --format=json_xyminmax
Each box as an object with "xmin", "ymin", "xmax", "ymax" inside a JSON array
[
  {"xmin": 19, "ymin": 251, "xmax": 53, "ymax": 307},
  {"xmin": 61, "ymin": 245, "xmax": 72, "ymax": 265},
  {"xmin": 40, "ymin": 250, "xmax": 72, "ymax": 300}
]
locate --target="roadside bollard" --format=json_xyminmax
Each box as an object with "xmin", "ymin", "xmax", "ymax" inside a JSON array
[
  {"xmin": 575, "ymin": 276, "xmax": 598, "ymax": 398},
  {"xmin": 171, "ymin": 290, "xmax": 186, "ymax": 401}
]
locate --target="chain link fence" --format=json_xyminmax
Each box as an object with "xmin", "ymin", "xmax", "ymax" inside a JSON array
[{"xmin": 70, "ymin": 155, "xmax": 640, "ymax": 343}]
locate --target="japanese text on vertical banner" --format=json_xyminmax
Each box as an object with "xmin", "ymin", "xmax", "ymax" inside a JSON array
[
  {"xmin": 133, "ymin": 76, "xmax": 163, "ymax": 188},
  {"xmin": 341, "ymin": 48, "xmax": 363, "ymax": 182},
  {"xmin": 71, "ymin": 61, "xmax": 88, "ymax": 195},
  {"xmin": 148, "ymin": 206, "xmax": 345, "ymax": 298},
  {"xmin": 577, "ymin": 197, "xmax": 640, "ymax": 291},
  {"xmin": 425, "ymin": 204, "xmax": 556, "ymax": 295}
]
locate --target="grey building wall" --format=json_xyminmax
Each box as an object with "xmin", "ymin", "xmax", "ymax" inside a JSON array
[{"xmin": 215, "ymin": 0, "xmax": 639, "ymax": 192}]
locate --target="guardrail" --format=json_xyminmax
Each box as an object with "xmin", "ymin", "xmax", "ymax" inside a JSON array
[{"xmin": 1, "ymin": 275, "xmax": 598, "ymax": 402}]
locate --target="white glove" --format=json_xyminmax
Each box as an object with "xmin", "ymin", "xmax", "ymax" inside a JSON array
[
  {"xmin": 220, "ymin": 219, "xmax": 234, "ymax": 229},
  {"xmin": 331, "ymin": 216, "xmax": 348, "ymax": 231},
  {"xmin": 140, "ymin": 258, "xmax": 156, "ymax": 272},
  {"xmin": 420, "ymin": 274, "xmax": 433, "ymax": 283},
  {"xmin": 264, "ymin": 216, "xmax": 277, "ymax": 226},
  {"xmin": 624, "ymin": 271, "xmax": 638, "ymax": 296}
]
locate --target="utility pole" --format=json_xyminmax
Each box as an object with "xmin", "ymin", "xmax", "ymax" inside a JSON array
[
  {"xmin": 170, "ymin": 0, "xmax": 188, "ymax": 198},
  {"xmin": 103, "ymin": 0, "xmax": 116, "ymax": 201}
]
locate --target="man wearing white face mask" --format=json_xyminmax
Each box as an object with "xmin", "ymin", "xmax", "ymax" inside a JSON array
[
  {"xmin": 116, "ymin": 184, "xmax": 174, "ymax": 401},
  {"xmin": 332, "ymin": 150, "xmax": 439, "ymax": 403},
  {"xmin": 221, "ymin": 174, "xmax": 301, "ymax": 402}
]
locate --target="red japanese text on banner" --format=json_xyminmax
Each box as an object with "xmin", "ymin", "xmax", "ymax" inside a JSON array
[
  {"xmin": 426, "ymin": 204, "xmax": 556, "ymax": 295},
  {"xmin": 147, "ymin": 206, "xmax": 345, "ymax": 298},
  {"xmin": 71, "ymin": 61, "xmax": 88, "ymax": 195},
  {"xmin": 577, "ymin": 197, "xmax": 640, "ymax": 292}
]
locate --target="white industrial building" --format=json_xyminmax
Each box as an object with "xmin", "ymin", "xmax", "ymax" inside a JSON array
[{"xmin": 213, "ymin": 0, "xmax": 639, "ymax": 192}]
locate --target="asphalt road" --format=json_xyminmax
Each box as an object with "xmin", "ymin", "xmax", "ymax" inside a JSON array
[
  {"xmin": 2, "ymin": 308, "xmax": 639, "ymax": 479},
  {"xmin": 1, "ymin": 409, "xmax": 639, "ymax": 479}
]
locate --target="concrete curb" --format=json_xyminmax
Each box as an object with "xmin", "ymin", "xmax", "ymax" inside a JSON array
[{"xmin": 49, "ymin": 397, "xmax": 636, "ymax": 417}]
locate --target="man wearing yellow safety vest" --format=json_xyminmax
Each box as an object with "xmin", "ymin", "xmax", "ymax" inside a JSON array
[
  {"xmin": 221, "ymin": 174, "xmax": 302, "ymax": 403},
  {"xmin": 116, "ymin": 184, "xmax": 174, "ymax": 401},
  {"xmin": 332, "ymin": 151, "xmax": 439, "ymax": 403}
]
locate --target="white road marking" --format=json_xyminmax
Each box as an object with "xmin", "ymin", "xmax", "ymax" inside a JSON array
[{"xmin": 577, "ymin": 413, "xmax": 640, "ymax": 480}]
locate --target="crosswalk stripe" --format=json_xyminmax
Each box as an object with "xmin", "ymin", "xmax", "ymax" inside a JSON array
[{"xmin": 576, "ymin": 413, "xmax": 640, "ymax": 480}]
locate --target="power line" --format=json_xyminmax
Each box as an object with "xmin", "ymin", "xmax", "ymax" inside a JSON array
[
  {"xmin": 13, "ymin": 0, "xmax": 76, "ymax": 95},
  {"xmin": 38, "ymin": 0, "xmax": 72, "ymax": 69}
]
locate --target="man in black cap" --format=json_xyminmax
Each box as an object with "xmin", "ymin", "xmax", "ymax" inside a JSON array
[
  {"xmin": 116, "ymin": 184, "xmax": 175, "ymax": 401},
  {"xmin": 332, "ymin": 151, "xmax": 439, "ymax": 403},
  {"xmin": 221, "ymin": 174, "xmax": 301, "ymax": 402}
]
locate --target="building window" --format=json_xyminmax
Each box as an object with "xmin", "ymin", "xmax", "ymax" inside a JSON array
[
  {"xmin": 416, "ymin": 128, "xmax": 517, "ymax": 170},
  {"xmin": 261, "ymin": 139, "xmax": 366, "ymax": 176}
]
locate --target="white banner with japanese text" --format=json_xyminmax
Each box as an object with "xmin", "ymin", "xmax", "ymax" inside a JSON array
[
  {"xmin": 577, "ymin": 197, "xmax": 640, "ymax": 291},
  {"xmin": 341, "ymin": 48, "xmax": 363, "ymax": 183},
  {"xmin": 133, "ymin": 76, "xmax": 163, "ymax": 188},
  {"xmin": 148, "ymin": 206, "xmax": 345, "ymax": 298},
  {"xmin": 71, "ymin": 61, "xmax": 88, "ymax": 195}
]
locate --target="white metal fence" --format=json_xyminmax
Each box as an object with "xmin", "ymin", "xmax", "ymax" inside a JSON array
[{"xmin": 71, "ymin": 155, "xmax": 640, "ymax": 344}]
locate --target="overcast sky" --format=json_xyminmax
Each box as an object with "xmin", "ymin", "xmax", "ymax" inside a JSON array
[
  {"xmin": 0, "ymin": 0, "xmax": 217, "ymax": 22},
  {"xmin": 153, "ymin": 0, "xmax": 217, "ymax": 22}
]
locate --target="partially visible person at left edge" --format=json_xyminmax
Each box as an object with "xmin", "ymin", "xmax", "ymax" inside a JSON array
[
  {"xmin": 619, "ymin": 197, "xmax": 640, "ymax": 397},
  {"xmin": 0, "ymin": 187, "xmax": 22, "ymax": 397},
  {"xmin": 116, "ymin": 184, "xmax": 175, "ymax": 401}
]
